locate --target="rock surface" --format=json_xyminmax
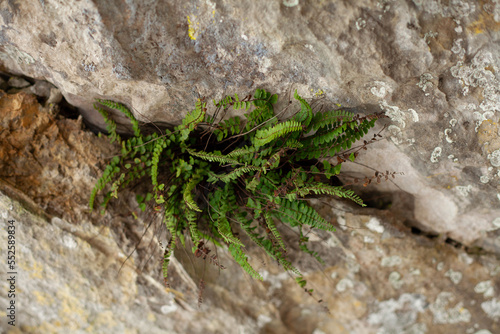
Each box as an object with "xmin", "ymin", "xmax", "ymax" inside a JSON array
[
  {"xmin": 0, "ymin": 86, "xmax": 499, "ymax": 333},
  {"xmin": 0, "ymin": 0, "xmax": 499, "ymax": 333},
  {"xmin": 1, "ymin": 0, "xmax": 499, "ymax": 251}
]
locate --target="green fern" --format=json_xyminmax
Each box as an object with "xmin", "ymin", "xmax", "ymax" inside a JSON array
[
  {"xmin": 90, "ymin": 88, "xmax": 385, "ymax": 297},
  {"xmin": 228, "ymin": 244, "xmax": 262, "ymax": 280},
  {"xmin": 253, "ymin": 120, "xmax": 303, "ymax": 148}
]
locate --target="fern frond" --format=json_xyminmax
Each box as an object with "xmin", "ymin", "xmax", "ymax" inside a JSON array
[
  {"xmin": 311, "ymin": 109, "xmax": 354, "ymax": 131},
  {"xmin": 264, "ymin": 212, "xmax": 286, "ymax": 250},
  {"xmin": 151, "ymin": 137, "xmax": 167, "ymax": 188},
  {"xmin": 178, "ymin": 100, "xmax": 206, "ymax": 141},
  {"xmin": 302, "ymin": 123, "xmax": 348, "ymax": 147},
  {"xmin": 273, "ymin": 198, "xmax": 335, "ymax": 231},
  {"xmin": 214, "ymin": 116, "xmax": 241, "ymax": 141},
  {"xmin": 292, "ymin": 183, "xmax": 365, "ymax": 206},
  {"xmin": 96, "ymin": 99, "xmax": 141, "ymax": 137},
  {"xmin": 226, "ymin": 146, "xmax": 255, "ymax": 158},
  {"xmin": 183, "ymin": 177, "xmax": 202, "ymax": 212},
  {"xmin": 162, "ymin": 237, "xmax": 175, "ymax": 285},
  {"xmin": 186, "ymin": 208, "xmax": 201, "ymax": 245},
  {"xmin": 94, "ymin": 104, "xmax": 121, "ymax": 143},
  {"xmin": 245, "ymin": 104, "xmax": 275, "ymax": 131},
  {"xmin": 217, "ymin": 216, "xmax": 244, "ymax": 246},
  {"xmin": 294, "ymin": 143, "xmax": 343, "ymax": 160},
  {"xmin": 228, "ymin": 244, "xmax": 262, "ymax": 280},
  {"xmin": 293, "ymin": 90, "xmax": 313, "ymax": 129},
  {"xmin": 208, "ymin": 166, "xmax": 260, "ymax": 183},
  {"xmin": 187, "ymin": 148, "xmax": 240, "ymax": 165},
  {"xmin": 253, "ymin": 120, "xmax": 302, "ymax": 148},
  {"xmin": 89, "ymin": 156, "xmax": 121, "ymax": 211}
]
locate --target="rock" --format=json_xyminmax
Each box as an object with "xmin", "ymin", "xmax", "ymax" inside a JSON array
[
  {"xmin": 0, "ymin": 89, "xmax": 499, "ymax": 333},
  {"xmin": 7, "ymin": 76, "xmax": 30, "ymax": 88},
  {"xmin": 1, "ymin": 0, "xmax": 498, "ymax": 251},
  {"xmin": 0, "ymin": 0, "xmax": 500, "ymax": 331},
  {"xmin": 28, "ymin": 80, "xmax": 55, "ymax": 99}
]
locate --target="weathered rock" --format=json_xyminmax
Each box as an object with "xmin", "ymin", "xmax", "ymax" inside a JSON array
[
  {"xmin": 0, "ymin": 88, "xmax": 499, "ymax": 334},
  {"xmin": 1, "ymin": 0, "xmax": 500, "ymax": 332},
  {"xmin": 1, "ymin": 0, "xmax": 499, "ymax": 251},
  {"xmin": 7, "ymin": 76, "xmax": 30, "ymax": 88}
]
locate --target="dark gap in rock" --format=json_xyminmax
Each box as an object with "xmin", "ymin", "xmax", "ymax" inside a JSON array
[
  {"xmin": 409, "ymin": 226, "xmax": 439, "ymax": 239},
  {"xmin": 57, "ymin": 97, "xmax": 80, "ymax": 120},
  {"xmin": 444, "ymin": 237, "xmax": 462, "ymax": 248}
]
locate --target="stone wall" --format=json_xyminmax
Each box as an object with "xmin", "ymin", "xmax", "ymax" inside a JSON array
[{"xmin": 0, "ymin": 0, "xmax": 499, "ymax": 333}]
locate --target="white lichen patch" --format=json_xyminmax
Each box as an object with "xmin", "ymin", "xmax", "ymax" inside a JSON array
[
  {"xmin": 380, "ymin": 101, "xmax": 408, "ymax": 128},
  {"xmin": 445, "ymin": 269, "xmax": 463, "ymax": 285},
  {"xmin": 488, "ymin": 149, "xmax": 500, "ymax": 167},
  {"xmin": 381, "ymin": 256, "xmax": 402, "ymax": 267},
  {"xmin": 458, "ymin": 253, "xmax": 474, "ymax": 265},
  {"xmin": 0, "ymin": 44, "xmax": 35, "ymax": 65},
  {"xmin": 355, "ymin": 18, "xmax": 366, "ymax": 30},
  {"xmin": 473, "ymin": 330, "xmax": 492, "ymax": 334},
  {"xmin": 283, "ymin": 0, "xmax": 299, "ymax": 7},
  {"xmin": 367, "ymin": 293, "xmax": 427, "ymax": 333},
  {"xmin": 336, "ymin": 278, "xmax": 354, "ymax": 292},
  {"xmin": 160, "ymin": 301, "xmax": 178, "ymax": 314},
  {"xmin": 260, "ymin": 270, "xmax": 289, "ymax": 293},
  {"xmin": 450, "ymin": 119, "xmax": 458, "ymax": 127},
  {"xmin": 371, "ymin": 86, "xmax": 388, "ymax": 98},
  {"xmin": 389, "ymin": 272, "xmax": 403, "ymax": 289},
  {"xmin": 430, "ymin": 147, "xmax": 442, "ymax": 163},
  {"xmin": 430, "ymin": 292, "xmax": 471, "ymax": 324},
  {"xmin": 437, "ymin": 262, "xmax": 445, "ymax": 271},
  {"xmin": 364, "ymin": 236, "xmax": 375, "ymax": 243},
  {"xmin": 257, "ymin": 314, "xmax": 272, "ymax": 327},
  {"xmin": 474, "ymin": 281, "xmax": 495, "ymax": 298},
  {"xmin": 417, "ymin": 72, "xmax": 434, "ymax": 95},
  {"xmin": 456, "ymin": 185, "xmax": 473, "ymax": 197},
  {"xmin": 388, "ymin": 125, "xmax": 404, "ymax": 145},
  {"xmin": 444, "ymin": 129, "xmax": 454, "ymax": 143},
  {"xmin": 366, "ymin": 217, "xmax": 384, "ymax": 233},
  {"xmin": 332, "ymin": 214, "xmax": 348, "ymax": 231},
  {"xmin": 450, "ymin": 51, "xmax": 500, "ymax": 115},
  {"xmin": 491, "ymin": 218, "xmax": 500, "ymax": 230},
  {"xmin": 62, "ymin": 234, "xmax": 78, "ymax": 249},
  {"xmin": 408, "ymin": 109, "xmax": 419, "ymax": 122},
  {"xmin": 481, "ymin": 298, "xmax": 500, "ymax": 320},
  {"xmin": 480, "ymin": 175, "xmax": 489, "ymax": 184}
]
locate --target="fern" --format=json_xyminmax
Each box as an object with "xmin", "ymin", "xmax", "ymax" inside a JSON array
[
  {"xmin": 228, "ymin": 244, "xmax": 262, "ymax": 280},
  {"xmin": 96, "ymin": 99, "xmax": 141, "ymax": 137},
  {"xmin": 291, "ymin": 183, "xmax": 366, "ymax": 207},
  {"xmin": 208, "ymin": 166, "xmax": 260, "ymax": 183},
  {"xmin": 273, "ymin": 197, "xmax": 335, "ymax": 231},
  {"xmin": 183, "ymin": 176, "xmax": 202, "ymax": 212},
  {"xmin": 177, "ymin": 100, "xmax": 206, "ymax": 141},
  {"xmin": 293, "ymin": 90, "xmax": 313, "ymax": 130},
  {"xmin": 312, "ymin": 109, "xmax": 354, "ymax": 131},
  {"xmin": 187, "ymin": 148, "xmax": 240, "ymax": 165},
  {"xmin": 90, "ymin": 88, "xmax": 386, "ymax": 297},
  {"xmin": 253, "ymin": 120, "xmax": 303, "ymax": 148}
]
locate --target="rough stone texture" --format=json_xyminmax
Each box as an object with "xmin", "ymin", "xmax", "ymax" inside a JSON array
[
  {"xmin": 1, "ymin": 88, "xmax": 500, "ymax": 332},
  {"xmin": 1, "ymin": 0, "xmax": 499, "ymax": 251},
  {"xmin": 0, "ymin": 0, "xmax": 499, "ymax": 332}
]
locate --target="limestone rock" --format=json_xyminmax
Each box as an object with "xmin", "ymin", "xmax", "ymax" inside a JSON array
[{"xmin": 1, "ymin": 0, "xmax": 499, "ymax": 250}]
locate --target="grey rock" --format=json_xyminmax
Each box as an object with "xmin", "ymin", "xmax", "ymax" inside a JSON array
[
  {"xmin": 1, "ymin": 85, "xmax": 500, "ymax": 333},
  {"xmin": 7, "ymin": 76, "xmax": 30, "ymax": 88},
  {"xmin": 1, "ymin": 0, "xmax": 499, "ymax": 255}
]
